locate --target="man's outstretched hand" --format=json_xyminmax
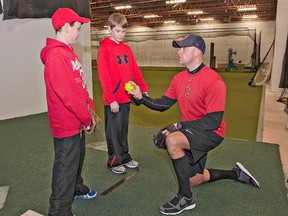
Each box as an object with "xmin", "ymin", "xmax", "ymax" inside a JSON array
[{"xmin": 127, "ymin": 81, "xmax": 142, "ymax": 100}]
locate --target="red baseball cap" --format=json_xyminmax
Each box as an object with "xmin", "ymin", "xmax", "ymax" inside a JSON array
[{"xmin": 52, "ymin": 8, "xmax": 90, "ymax": 30}]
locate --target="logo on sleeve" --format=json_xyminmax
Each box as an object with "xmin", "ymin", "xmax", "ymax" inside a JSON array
[{"xmin": 71, "ymin": 58, "xmax": 86, "ymax": 89}]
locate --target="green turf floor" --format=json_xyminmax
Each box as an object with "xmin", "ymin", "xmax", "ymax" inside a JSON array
[
  {"xmin": 0, "ymin": 114, "xmax": 287, "ymax": 216},
  {"xmin": 0, "ymin": 67, "xmax": 266, "ymax": 215},
  {"xmin": 92, "ymin": 67, "xmax": 262, "ymax": 141}
]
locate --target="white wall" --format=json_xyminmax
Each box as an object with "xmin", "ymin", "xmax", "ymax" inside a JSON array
[
  {"xmin": 270, "ymin": 0, "xmax": 288, "ymax": 92},
  {"xmin": 0, "ymin": 0, "xmax": 92, "ymax": 120}
]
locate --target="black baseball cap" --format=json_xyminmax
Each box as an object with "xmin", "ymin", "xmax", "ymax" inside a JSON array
[{"xmin": 172, "ymin": 34, "xmax": 206, "ymax": 54}]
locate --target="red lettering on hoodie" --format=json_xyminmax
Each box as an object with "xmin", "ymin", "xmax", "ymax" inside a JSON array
[{"xmin": 40, "ymin": 38, "xmax": 94, "ymax": 138}]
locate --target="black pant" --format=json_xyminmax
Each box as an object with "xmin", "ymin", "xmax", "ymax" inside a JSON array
[
  {"xmin": 104, "ymin": 103, "xmax": 132, "ymax": 167},
  {"xmin": 49, "ymin": 131, "xmax": 89, "ymax": 216}
]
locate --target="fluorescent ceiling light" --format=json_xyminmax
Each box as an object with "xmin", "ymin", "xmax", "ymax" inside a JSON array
[
  {"xmin": 187, "ymin": 11, "xmax": 203, "ymax": 15},
  {"xmin": 199, "ymin": 17, "xmax": 214, "ymax": 21},
  {"xmin": 242, "ymin": 14, "xmax": 258, "ymax": 19},
  {"xmin": 237, "ymin": 5, "xmax": 257, "ymax": 11},
  {"xmin": 164, "ymin": 20, "xmax": 176, "ymax": 24},
  {"xmin": 166, "ymin": 0, "xmax": 186, "ymax": 4},
  {"xmin": 144, "ymin": 15, "xmax": 160, "ymax": 18},
  {"xmin": 115, "ymin": 5, "xmax": 132, "ymax": 10}
]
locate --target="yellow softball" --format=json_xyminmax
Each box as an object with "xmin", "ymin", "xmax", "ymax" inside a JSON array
[{"xmin": 125, "ymin": 83, "xmax": 134, "ymax": 92}]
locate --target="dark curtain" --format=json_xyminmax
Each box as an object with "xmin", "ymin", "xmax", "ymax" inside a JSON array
[
  {"xmin": 279, "ymin": 34, "xmax": 288, "ymax": 88},
  {"xmin": 3, "ymin": 0, "xmax": 91, "ymax": 20},
  {"xmin": 0, "ymin": 1, "xmax": 3, "ymax": 14}
]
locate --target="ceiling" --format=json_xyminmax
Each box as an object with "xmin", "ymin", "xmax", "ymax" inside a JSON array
[{"xmin": 89, "ymin": 0, "xmax": 278, "ymax": 30}]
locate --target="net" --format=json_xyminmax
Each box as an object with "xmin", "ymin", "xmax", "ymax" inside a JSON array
[
  {"xmin": 248, "ymin": 39, "xmax": 275, "ymax": 87},
  {"xmin": 93, "ymin": 27, "xmax": 256, "ymax": 43}
]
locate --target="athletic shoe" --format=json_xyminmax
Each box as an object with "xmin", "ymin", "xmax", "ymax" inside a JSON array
[
  {"xmin": 111, "ymin": 165, "xmax": 126, "ymax": 174},
  {"xmin": 123, "ymin": 160, "xmax": 139, "ymax": 169},
  {"xmin": 74, "ymin": 190, "xmax": 97, "ymax": 200},
  {"xmin": 233, "ymin": 162, "xmax": 261, "ymax": 188},
  {"xmin": 159, "ymin": 193, "xmax": 196, "ymax": 215}
]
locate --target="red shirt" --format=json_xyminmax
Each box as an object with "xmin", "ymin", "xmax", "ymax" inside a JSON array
[
  {"xmin": 164, "ymin": 66, "xmax": 227, "ymax": 137},
  {"xmin": 40, "ymin": 38, "xmax": 94, "ymax": 138},
  {"xmin": 97, "ymin": 38, "xmax": 148, "ymax": 106}
]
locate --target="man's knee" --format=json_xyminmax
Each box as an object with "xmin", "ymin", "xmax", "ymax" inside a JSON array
[
  {"xmin": 189, "ymin": 174, "xmax": 205, "ymax": 186},
  {"xmin": 165, "ymin": 135, "xmax": 181, "ymax": 155},
  {"xmin": 165, "ymin": 135, "xmax": 176, "ymax": 149},
  {"xmin": 189, "ymin": 170, "xmax": 210, "ymax": 186}
]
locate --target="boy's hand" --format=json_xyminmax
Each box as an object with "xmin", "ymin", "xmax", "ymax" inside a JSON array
[
  {"xmin": 110, "ymin": 101, "xmax": 120, "ymax": 113},
  {"xmin": 84, "ymin": 105, "xmax": 102, "ymax": 134}
]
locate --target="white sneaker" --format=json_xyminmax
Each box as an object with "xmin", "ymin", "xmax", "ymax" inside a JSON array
[
  {"xmin": 111, "ymin": 165, "xmax": 126, "ymax": 174},
  {"xmin": 124, "ymin": 160, "xmax": 139, "ymax": 169}
]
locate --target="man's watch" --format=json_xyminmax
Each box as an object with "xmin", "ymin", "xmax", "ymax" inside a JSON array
[{"xmin": 176, "ymin": 122, "xmax": 182, "ymax": 130}]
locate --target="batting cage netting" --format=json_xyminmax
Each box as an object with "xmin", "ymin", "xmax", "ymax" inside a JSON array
[
  {"xmin": 248, "ymin": 38, "xmax": 275, "ymax": 87},
  {"xmin": 93, "ymin": 27, "xmax": 257, "ymax": 68}
]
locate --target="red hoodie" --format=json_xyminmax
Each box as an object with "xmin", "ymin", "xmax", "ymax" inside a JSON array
[
  {"xmin": 97, "ymin": 38, "xmax": 148, "ymax": 106},
  {"xmin": 40, "ymin": 38, "xmax": 94, "ymax": 138}
]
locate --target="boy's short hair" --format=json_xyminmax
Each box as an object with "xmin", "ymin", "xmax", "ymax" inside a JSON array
[{"xmin": 108, "ymin": 13, "xmax": 128, "ymax": 29}]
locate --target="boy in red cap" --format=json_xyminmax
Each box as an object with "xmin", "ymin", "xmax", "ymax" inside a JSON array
[{"xmin": 40, "ymin": 8, "xmax": 97, "ymax": 216}]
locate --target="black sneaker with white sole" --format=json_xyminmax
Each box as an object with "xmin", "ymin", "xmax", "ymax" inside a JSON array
[
  {"xmin": 159, "ymin": 193, "xmax": 196, "ymax": 215},
  {"xmin": 233, "ymin": 162, "xmax": 260, "ymax": 188}
]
